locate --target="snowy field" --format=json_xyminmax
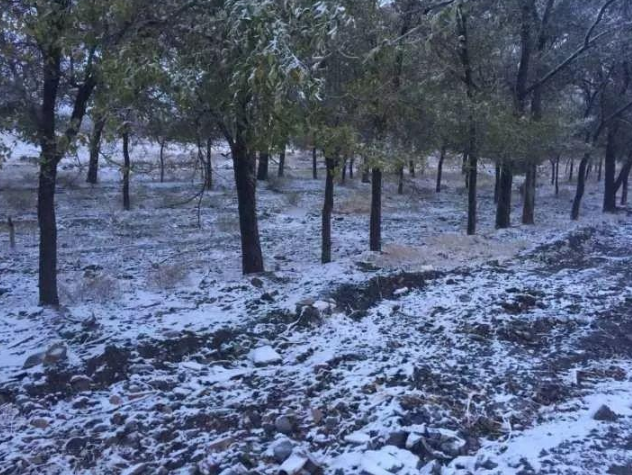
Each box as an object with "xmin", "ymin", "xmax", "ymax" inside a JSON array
[{"xmin": 1, "ymin": 136, "xmax": 631, "ymax": 474}]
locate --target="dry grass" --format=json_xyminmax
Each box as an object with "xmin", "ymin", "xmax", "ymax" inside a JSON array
[
  {"xmin": 147, "ymin": 262, "xmax": 190, "ymax": 290},
  {"xmin": 60, "ymin": 273, "xmax": 120, "ymax": 304}
]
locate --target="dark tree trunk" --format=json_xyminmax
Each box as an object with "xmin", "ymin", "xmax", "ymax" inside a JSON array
[
  {"xmin": 87, "ymin": 115, "xmax": 105, "ymax": 184},
  {"xmin": 278, "ymin": 149, "xmax": 285, "ymax": 177},
  {"xmin": 603, "ymin": 127, "xmax": 618, "ymax": 213},
  {"xmin": 349, "ymin": 157, "xmax": 354, "ymax": 179},
  {"xmin": 257, "ymin": 151, "xmax": 269, "ymax": 181},
  {"xmin": 397, "ymin": 166, "xmax": 404, "ymax": 194},
  {"xmin": 322, "ymin": 157, "xmax": 336, "ymax": 263},
  {"xmin": 38, "ymin": 153, "xmax": 59, "ymax": 305},
  {"xmin": 362, "ymin": 166, "xmax": 370, "ymax": 183},
  {"xmin": 232, "ymin": 136, "xmax": 264, "ymax": 274},
  {"xmin": 555, "ymin": 157, "xmax": 560, "ymax": 196},
  {"xmin": 466, "ymin": 150, "xmax": 477, "ymax": 235},
  {"xmin": 494, "ymin": 163, "xmax": 501, "ymax": 204},
  {"xmin": 522, "ymin": 163, "xmax": 536, "ymax": 225},
  {"xmin": 495, "ymin": 165, "xmax": 513, "ymax": 229},
  {"xmin": 550, "ymin": 159, "xmax": 556, "ymax": 185},
  {"xmin": 597, "ymin": 158, "xmax": 603, "ymax": 182},
  {"xmin": 122, "ymin": 131, "xmax": 131, "ymax": 211},
  {"xmin": 568, "ymin": 158, "xmax": 574, "ymax": 182},
  {"xmin": 370, "ymin": 168, "xmax": 382, "ymax": 252},
  {"xmin": 341, "ymin": 157, "xmax": 347, "ymax": 184},
  {"xmin": 621, "ymin": 172, "xmax": 628, "ymax": 205},
  {"xmin": 409, "ymin": 160, "xmax": 415, "ymax": 178},
  {"xmin": 436, "ymin": 146, "xmax": 446, "ymax": 193},
  {"xmin": 159, "ymin": 139, "xmax": 166, "ymax": 183},
  {"xmin": 204, "ymin": 137, "xmax": 213, "ymax": 190},
  {"xmin": 312, "ymin": 147, "xmax": 318, "ymax": 179},
  {"xmin": 571, "ymin": 153, "xmax": 590, "ymax": 220}
]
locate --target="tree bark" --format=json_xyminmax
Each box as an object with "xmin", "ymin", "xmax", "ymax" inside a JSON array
[
  {"xmin": 278, "ymin": 149, "xmax": 285, "ymax": 177},
  {"xmin": 87, "ymin": 115, "xmax": 105, "ymax": 184},
  {"xmin": 568, "ymin": 158, "xmax": 574, "ymax": 182},
  {"xmin": 370, "ymin": 168, "xmax": 382, "ymax": 252},
  {"xmin": 597, "ymin": 158, "xmax": 602, "ymax": 182},
  {"xmin": 349, "ymin": 157, "xmax": 354, "ymax": 179},
  {"xmin": 603, "ymin": 126, "xmax": 618, "ymax": 212},
  {"xmin": 232, "ymin": 134, "xmax": 264, "ymax": 274},
  {"xmin": 436, "ymin": 146, "xmax": 446, "ymax": 193},
  {"xmin": 38, "ymin": 153, "xmax": 59, "ymax": 305},
  {"xmin": 466, "ymin": 150, "xmax": 477, "ymax": 235},
  {"xmin": 494, "ymin": 164, "xmax": 500, "ymax": 204},
  {"xmin": 522, "ymin": 163, "xmax": 536, "ymax": 225},
  {"xmin": 555, "ymin": 156, "xmax": 560, "ymax": 196},
  {"xmin": 397, "ymin": 165, "xmax": 404, "ymax": 194},
  {"xmin": 122, "ymin": 131, "xmax": 131, "ymax": 211},
  {"xmin": 409, "ymin": 160, "xmax": 415, "ymax": 178},
  {"xmin": 621, "ymin": 172, "xmax": 628, "ymax": 205},
  {"xmin": 257, "ymin": 151, "xmax": 269, "ymax": 181},
  {"xmin": 495, "ymin": 164, "xmax": 513, "ymax": 229},
  {"xmin": 341, "ymin": 157, "xmax": 347, "ymax": 184},
  {"xmin": 571, "ymin": 153, "xmax": 590, "ymax": 220},
  {"xmin": 204, "ymin": 137, "xmax": 213, "ymax": 190},
  {"xmin": 159, "ymin": 139, "xmax": 166, "ymax": 183},
  {"xmin": 312, "ymin": 147, "xmax": 318, "ymax": 179},
  {"xmin": 321, "ymin": 157, "xmax": 336, "ymax": 263}
]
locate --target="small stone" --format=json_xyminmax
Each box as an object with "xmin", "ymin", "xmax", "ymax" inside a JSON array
[
  {"xmin": 23, "ymin": 352, "xmax": 44, "ymax": 369},
  {"xmin": 248, "ymin": 346, "xmax": 282, "ymax": 366},
  {"xmin": 65, "ymin": 437, "xmax": 87, "ymax": 455},
  {"xmin": 311, "ymin": 408, "xmax": 323, "ymax": 424},
  {"xmin": 594, "ymin": 404, "xmax": 619, "ymax": 422},
  {"xmin": 123, "ymin": 463, "xmax": 149, "ymax": 475},
  {"xmin": 70, "ymin": 375, "xmax": 92, "ymax": 392},
  {"xmin": 275, "ymin": 415, "xmax": 294, "ymax": 435},
  {"xmin": 43, "ymin": 343, "xmax": 67, "ymax": 366},
  {"xmin": 109, "ymin": 395, "xmax": 123, "ymax": 405},
  {"xmin": 385, "ymin": 431, "xmax": 409, "ymax": 449},
  {"xmin": 344, "ymin": 431, "xmax": 371, "ymax": 445},
  {"xmin": 31, "ymin": 418, "xmax": 49, "ymax": 429},
  {"xmin": 251, "ymin": 277, "xmax": 264, "ymax": 288},
  {"xmin": 272, "ymin": 439, "xmax": 294, "ymax": 463}
]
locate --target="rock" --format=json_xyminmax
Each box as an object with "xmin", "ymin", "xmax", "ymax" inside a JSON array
[
  {"xmin": 475, "ymin": 457, "xmax": 499, "ymax": 470},
  {"xmin": 311, "ymin": 407, "xmax": 323, "ymax": 424},
  {"xmin": 385, "ymin": 431, "xmax": 409, "ymax": 449},
  {"xmin": 65, "ymin": 437, "xmax": 88, "ymax": 455},
  {"xmin": 122, "ymin": 463, "xmax": 149, "ymax": 475},
  {"xmin": 279, "ymin": 453, "xmax": 308, "ymax": 475},
  {"xmin": 109, "ymin": 394, "xmax": 123, "ymax": 405},
  {"xmin": 251, "ymin": 277, "xmax": 264, "ymax": 288},
  {"xmin": 344, "ymin": 431, "xmax": 371, "ymax": 445},
  {"xmin": 275, "ymin": 415, "xmax": 294, "ymax": 435},
  {"xmin": 260, "ymin": 292, "xmax": 275, "ymax": 303},
  {"xmin": 594, "ymin": 404, "xmax": 619, "ymax": 422},
  {"xmin": 208, "ymin": 436, "xmax": 234, "ymax": 452},
  {"xmin": 70, "ymin": 375, "xmax": 92, "ymax": 392},
  {"xmin": 43, "ymin": 343, "xmax": 67, "ymax": 366},
  {"xmin": 31, "ymin": 418, "xmax": 49, "ymax": 429},
  {"xmin": 23, "ymin": 352, "xmax": 44, "ymax": 369},
  {"xmin": 419, "ymin": 460, "xmax": 442, "ymax": 475},
  {"xmin": 272, "ymin": 439, "xmax": 294, "ymax": 463},
  {"xmin": 248, "ymin": 346, "xmax": 282, "ymax": 366}
]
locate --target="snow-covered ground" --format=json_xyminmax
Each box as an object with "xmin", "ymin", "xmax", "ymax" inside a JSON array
[{"xmin": 0, "ymin": 135, "xmax": 631, "ymax": 474}]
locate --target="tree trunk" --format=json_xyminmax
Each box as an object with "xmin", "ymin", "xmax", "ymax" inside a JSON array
[
  {"xmin": 550, "ymin": 159, "xmax": 556, "ymax": 185},
  {"xmin": 122, "ymin": 131, "xmax": 131, "ymax": 211},
  {"xmin": 436, "ymin": 145, "xmax": 446, "ymax": 193},
  {"xmin": 321, "ymin": 157, "xmax": 336, "ymax": 264},
  {"xmin": 621, "ymin": 172, "xmax": 628, "ymax": 206},
  {"xmin": 494, "ymin": 164, "xmax": 501, "ymax": 204},
  {"xmin": 571, "ymin": 153, "xmax": 590, "ymax": 220},
  {"xmin": 87, "ymin": 115, "xmax": 105, "ymax": 184},
  {"xmin": 409, "ymin": 160, "xmax": 415, "ymax": 178},
  {"xmin": 159, "ymin": 139, "xmax": 166, "ymax": 183},
  {"xmin": 278, "ymin": 149, "xmax": 285, "ymax": 177},
  {"xmin": 370, "ymin": 168, "xmax": 382, "ymax": 252},
  {"xmin": 362, "ymin": 164, "xmax": 370, "ymax": 184},
  {"xmin": 257, "ymin": 151, "xmax": 269, "ymax": 181},
  {"xmin": 38, "ymin": 152, "xmax": 59, "ymax": 305},
  {"xmin": 555, "ymin": 157, "xmax": 560, "ymax": 196},
  {"xmin": 568, "ymin": 158, "xmax": 574, "ymax": 182},
  {"xmin": 312, "ymin": 147, "xmax": 318, "ymax": 179},
  {"xmin": 466, "ymin": 148, "xmax": 477, "ymax": 235},
  {"xmin": 397, "ymin": 165, "xmax": 404, "ymax": 194},
  {"xmin": 495, "ymin": 164, "xmax": 513, "ymax": 229},
  {"xmin": 204, "ymin": 137, "xmax": 213, "ymax": 190},
  {"xmin": 341, "ymin": 157, "xmax": 347, "ymax": 184},
  {"xmin": 597, "ymin": 158, "xmax": 602, "ymax": 182},
  {"xmin": 603, "ymin": 127, "xmax": 618, "ymax": 213},
  {"xmin": 522, "ymin": 163, "xmax": 536, "ymax": 225},
  {"xmin": 232, "ymin": 137, "xmax": 264, "ymax": 274},
  {"xmin": 349, "ymin": 157, "xmax": 354, "ymax": 179}
]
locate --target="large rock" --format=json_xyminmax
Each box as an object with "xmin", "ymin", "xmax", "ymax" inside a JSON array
[
  {"xmin": 593, "ymin": 404, "xmax": 619, "ymax": 422},
  {"xmin": 272, "ymin": 439, "xmax": 294, "ymax": 463},
  {"xmin": 43, "ymin": 343, "xmax": 68, "ymax": 366}
]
